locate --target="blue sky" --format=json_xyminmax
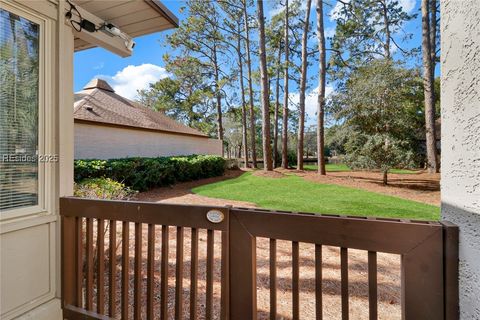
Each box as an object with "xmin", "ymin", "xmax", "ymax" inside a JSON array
[{"xmin": 74, "ymin": 0, "xmax": 428, "ymax": 124}]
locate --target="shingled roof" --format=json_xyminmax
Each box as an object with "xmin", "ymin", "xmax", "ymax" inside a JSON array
[{"xmin": 74, "ymin": 79, "xmax": 207, "ymax": 138}]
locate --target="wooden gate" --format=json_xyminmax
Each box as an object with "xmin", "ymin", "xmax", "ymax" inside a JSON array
[{"xmin": 61, "ymin": 197, "xmax": 458, "ymax": 320}]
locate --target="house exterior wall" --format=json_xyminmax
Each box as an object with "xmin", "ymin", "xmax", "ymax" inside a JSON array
[
  {"xmin": 0, "ymin": 1, "xmax": 72, "ymax": 319},
  {"xmin": 441, "ymin": 1, "xmax": 480, "ymax": 318},
  {"xmin": 74, "ymin": 122, "xmax": 223, "ymax": 159}
]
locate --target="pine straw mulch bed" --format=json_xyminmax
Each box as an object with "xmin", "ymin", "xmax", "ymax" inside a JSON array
[{"xmin": 91, "ymin": 224, "xmax": 401, "ymax": 319}]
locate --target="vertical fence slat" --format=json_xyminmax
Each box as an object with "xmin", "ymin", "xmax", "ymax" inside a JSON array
[
  {"xmin": 122, "ymin": 221, "xmax": 130, "ymax": 320},
  {"xmin": 76, "ymin": 217, "xmax": 84, "ymax": 308},
  {"xmin": 315, "ymin": 244, "xmax": 323, "ymax": 320},
  {"xmin": 190, "ymin": 228, "xmax": 199, "ymax": 320},
  {"xmin": 206, "ymin": 229, "xmax": 214, "ymax": 320},
  {"xmin": 442, "ymin": 221, "xmax": 459, "ymax": 320},
  {"xmin": 401, "ymin": 229, "xmax": 444, "ymax": 319},
  {"xmin": 134, "ymin": 223, "xmax": 142, "ymax": 320},
  {"xmin": 229, "ymin": 211, "xmax": 257, "ymax": 320},
  {"xmin": 368, "ymin": 251, "xmax": 377, "ymax": 320},
  {"xmin": 62, "ymin": 215, "xmax": 77, "ymax": 308},
  {"xmin": 86, "ymin": 218, "xmax": 94, "ymax": 311},
  {"xmin": 270, "ymin": 239, "xmax": 277, "ymax": 320},
  {"xmin": 97, "ymin": 219, "xmax": 105, "ymax": 314},
  {"xmin": 161, "ymin": 225, "xmax": 169, "ymax": 320},
  {"xmin": 292, "ymin": 241, "xmax": 300, "ymax": 320},
  {"xmin": 175, "ymin": 227, "xmax": 184, "ymax": 320},
  {"xmin": 221, "ymin": 228, "xmax": 230, "ymax": 320},
  {"xmin": 109, "ymin": 220, "xmax": 117, "ymax": 318},
  {"xmin": 147, "ymin": 224, "xmax": 155, "ymax": 320},
  {"xmin": 341, "ymin": 247, "xmax": 349, "ymax": 320}
]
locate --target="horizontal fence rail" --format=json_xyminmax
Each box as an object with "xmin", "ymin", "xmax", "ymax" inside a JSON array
[{"xmin": 61, "ymin": 197, "xmax": 458, "ymax": 320}]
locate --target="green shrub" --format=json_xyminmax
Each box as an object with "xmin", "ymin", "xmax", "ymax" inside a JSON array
[
  {"xmin": 74, "ymin": 155, "xmax": 226, "ymax": 191},
  {"xmin": 74, "ymin": 178, "xmax": 137, "ymax": 200}
]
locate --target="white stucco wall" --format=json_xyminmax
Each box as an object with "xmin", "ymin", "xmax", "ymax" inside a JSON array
[
  {"xmin": 74, "ymin": 122, "xmax": 223, "ymax": 159},
  {"xmin": 441, "ymin": 1, "xmax": 480, "ymax": 318}
]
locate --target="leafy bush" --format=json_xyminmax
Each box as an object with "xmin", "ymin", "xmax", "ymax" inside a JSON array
[
  {"xmin": 74, "ymin": 155, "xmax": 226, "ymax": 191},
  {"xmin": 74, "ymin": 178, "xmax": 137, "ymax": 200}
]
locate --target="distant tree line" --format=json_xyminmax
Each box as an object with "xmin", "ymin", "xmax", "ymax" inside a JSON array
[{"xmin": 138, "ymin": 0, "xmax": 440, "ymax": 183}]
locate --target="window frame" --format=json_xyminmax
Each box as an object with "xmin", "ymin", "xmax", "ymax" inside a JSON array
[{"xmin": 0, "ymin": 2, "xmax": 53, "ymax": 221}]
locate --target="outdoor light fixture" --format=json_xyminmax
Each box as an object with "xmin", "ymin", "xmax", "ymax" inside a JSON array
[
  {"xmin": 100, "ymin": 23, "xmax": 136, "ymax": 51},
  {"xmin": 65, "ymin": 0, "xmax": 135, "ymax": 52}
]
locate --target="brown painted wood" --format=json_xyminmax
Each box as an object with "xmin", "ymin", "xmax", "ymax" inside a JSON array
[
  {"xmin": 401, "ymin": 228, "xmax": 444, "ymax": 319},
  {"xmin": 121, "ymin": 221, "xmax": 129, "ymax": 320},
  {"xmin": 221, "ymin": 229, "xmax": 230, "ymax": 320},
  {"xmin": 76, "ymin": 217, "xmax": 84, "ymax": 308},
  {"xmin": 229, "ymin": 212, "xmax": 257, "ymax": 320},
  {"xmin": 229, "ymin": 208, "xmax": 442, "ymax": 254},
  {"xmin": 175, "ymin": 227, "xmax": 184, "ymax": 320},
  {"xmin": 292, "ymin": 241, "xmax": 300, "ymax": 320},
  {"xmin": 160, "ymin": 225, "xmax": 169, "ymax": 320},
  {"xmin": 63, "ymin": 304, "xmax": 113, "ymax": 320},
  {"xmin": 108, "ymin": 220, "xmax": 117, "ymax": 318},
  {"xmin": 341, "ymin": 247, "xmax": 349, "ymax": 320},
  {"xmin": 190, "ymin": 228, "xmax": 199, "ymax": 320},
  {"xmin": 269, "ymin": 239, "xmax": 277, "ymax": 320},
  {"xmin": 315, "ymin": 244, "xmax": 323, "ymax": 320},
  {"xmin": 60, "ymin": 198, "xmax": 454, "ymax": 320},
  {"xmin": 61, "ymin": 198, "xmax": 228, "ymax": 231},
  {"xmin": 147, "ymin": 224, "xmax": 155, "ymax": 320},
  {"xmin": 134, "ymin": 223, "xmax": 142, "ymax": 320},
  {"xmin": 97, "ymin": 219, "xmax": 105, "ymax": 314},
  {"xmin": 86, "ymin": 218, "xmax": 94, "ymax": 311},
  {"xmin": 62, "ymin": 216, "xmax": 77, "ymax": 308},
  {"xmin": 441, "ymin": 221, "xmax": 459, "ymax": 320},
  {"xmin": 368, "ymin": 251, "xmax": 377, "ymax": 320},
  {"xmin": 206, "ymin": 229, "xmax": 214, "ymax": 320}
]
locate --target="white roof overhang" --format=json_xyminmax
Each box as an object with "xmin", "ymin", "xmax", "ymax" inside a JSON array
[{"xmin": 69, "ymin": 0, "xmax": 178, "ymax": 57}]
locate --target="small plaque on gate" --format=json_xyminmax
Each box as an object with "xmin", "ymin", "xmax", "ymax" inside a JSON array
[{"xmin": 207, "ymin": 210, "xmax": 224, "ymax": 223}]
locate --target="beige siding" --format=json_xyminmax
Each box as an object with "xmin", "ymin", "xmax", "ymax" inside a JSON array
[
  {"xmin": 0, "ymin": 1, "xmax": 70, "ymax": 319},
  {"xmin": 74, "ymin": 122, "xmax": 223, "ymax": 159}
]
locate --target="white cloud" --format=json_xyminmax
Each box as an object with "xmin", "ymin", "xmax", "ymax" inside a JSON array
[
  {"xmin": 289, "ymin": 85, "xmax": 334, "ymax": 123},
  {"xmin": 96, "ymin": 63, "xmax": 170, "ymax": 100},
  {"xmin": 398, "ymin": 0, "xmax": 416, "ymax": 14},
  {"xmin": 325, "ymin": 27, "xmax": 336, "ymax": 38}
]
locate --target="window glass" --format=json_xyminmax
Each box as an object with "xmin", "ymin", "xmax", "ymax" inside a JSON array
[{"xmin": 0, "ymin": 8, "xmax": 40, "ymax": 211}]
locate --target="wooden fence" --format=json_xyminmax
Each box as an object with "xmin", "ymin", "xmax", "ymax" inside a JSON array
[{"xmin": 60, "ymin": 197, "xmax": 458, "ymax": 320}]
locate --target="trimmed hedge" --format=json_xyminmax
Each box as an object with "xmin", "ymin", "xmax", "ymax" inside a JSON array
[{"xmin": 74, "ymin": 155, "xmax": 226, "ymax": 191}]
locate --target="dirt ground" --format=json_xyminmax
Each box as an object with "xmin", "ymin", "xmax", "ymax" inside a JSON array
[
  {"xmin": 92, "ymin": 223, "xmax": 401, "ymax": 320},
  {"xmin": 126, "ymin": 169, "xmax": 429, "ymax": 318}
]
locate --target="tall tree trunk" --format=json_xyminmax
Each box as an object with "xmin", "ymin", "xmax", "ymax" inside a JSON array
[
  {"xmin": 297, "ymin": 0, "xmax": 312, "ymax": 170},
  {"xmin": 213, "ymin": 43, "xmax": 224, "ymax": 156},
  {"xmin": 316, "ymin": 0, "xmax": 326, "ymax": 175},
  {"xmin": 421, "ymin": 0, "xmax": 438, "ymax": 173},
  {"xmin": 430, "ymin": 0, "xmax": 439, "ymax": 171},
  {"xmin": 273, "ymin": 47, "xmax": 281, "ymax": 168},
  {"xmin": 281, "ymin": 0, "xmax": 289, "ymax": 169},
  {"xmin": 237, "ymin": 33, "xmax": 249, "ymax": 169},
  {"xmin": 256, "ymin": 0, "xmax": 273, "ymax": 171},
  {"xmin": 383, "ymin": 170, "xmax": 388, "ymax": 185},
  {"xmin": 243, "ymin": 0, "xmax": 257, "ymax": 168},
  {"xmin": 430, "ymin": 0, "xmax": 437, "ymax": 74},
  {"xmin": 380, "ymin": 0, "xmax": 391, "ymax": 59}
]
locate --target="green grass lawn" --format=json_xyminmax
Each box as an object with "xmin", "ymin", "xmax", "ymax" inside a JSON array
[
  {"xmin": 301, "ymin": 163, "xmax": 418, "ymax": 174},
  {"xmin": 192, "ymin": 173, "xmax": 439, "ymax": 220}
]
